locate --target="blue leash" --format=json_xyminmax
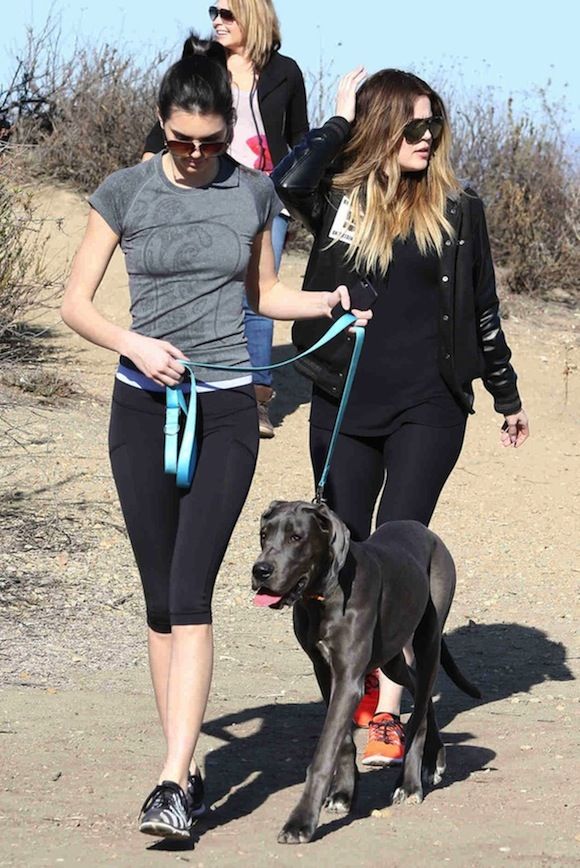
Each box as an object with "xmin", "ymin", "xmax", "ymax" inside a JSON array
[{"xmin": 164, "ymin": 313, "xmax": 365, "ymax": 499}]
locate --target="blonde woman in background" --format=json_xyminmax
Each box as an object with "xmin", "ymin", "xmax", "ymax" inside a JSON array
[
  {"xmin": 273, "ymin": 67, "xmax": 529, "ymax": 766},
  {"xmin": 144, "ymin": 0, "xmax": 308, "ymax": 437}
]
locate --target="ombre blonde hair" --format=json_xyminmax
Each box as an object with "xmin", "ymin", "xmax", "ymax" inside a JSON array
[
  {"xmin": 333, "ymin": 69, "xmax": 461, "ymax": 275},
  {"xmin": 228, "ymin": 0, "xmax": 282, "ymax": 70}
]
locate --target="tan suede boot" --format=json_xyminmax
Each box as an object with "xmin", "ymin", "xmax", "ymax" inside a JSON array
[{"xmin": 254, "ymin": 385, "xmax": 276, "ymax": 439}]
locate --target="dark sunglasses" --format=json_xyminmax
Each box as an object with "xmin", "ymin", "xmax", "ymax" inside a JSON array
[
  {"xmin": 402, "ymin": 116, "xmax": 444, "ymax": 145},
  {"xmin": 165, "ymin": 138, "xmax": 228, "ymax": 158},
  {"xmin": 209, "ymin": 5, "xmax": 236, "ymax": 22}
]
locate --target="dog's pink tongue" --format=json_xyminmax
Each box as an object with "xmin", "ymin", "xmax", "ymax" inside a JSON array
[{"xmin": 253, "ymin": 591, "xmax": 283, "ymax": 607}]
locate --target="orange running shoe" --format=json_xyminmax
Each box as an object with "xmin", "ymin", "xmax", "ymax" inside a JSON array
[
  {"xmin": 361, "ymin": 712, "xmax": 405, "ymax": 766},
  {"xmin": 352, "ymin": 669, "xmax": 380, "ymax": 727}
]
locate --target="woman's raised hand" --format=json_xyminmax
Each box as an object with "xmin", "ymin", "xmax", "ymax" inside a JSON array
[
  {"xmin": 121, "ymin": 332, "xmax": 189, "ymax": 387},
  {"xmin": 335, "ymin": 66, "xmax": 368, "ymax": 123}
]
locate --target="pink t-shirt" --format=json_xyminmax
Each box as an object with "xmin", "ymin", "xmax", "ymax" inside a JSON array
[{"xmin": 229, "ymin": 86, "xmax": 274, "ymax": 173}]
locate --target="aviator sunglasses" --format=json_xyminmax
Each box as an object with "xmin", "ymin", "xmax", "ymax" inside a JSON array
[
  {"xmin": 402, "ymin": 116, "xmax": 444, "ymax": 145},
  {"xmin": 209, "ymin": 5, "xmax": 236, "ymax": 22},
  {"xmin": 164, "ymin": 137, "xmax": 229, "ymax": 159}
]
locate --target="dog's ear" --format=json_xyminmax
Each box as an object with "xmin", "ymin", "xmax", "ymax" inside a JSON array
[
  {"xmin": 261, "ymin": 500, "xmax": 285, "ymax": 523},
  {"xmin": 310, "ymin": 502, "xmax": 351, "ymax": 584}
]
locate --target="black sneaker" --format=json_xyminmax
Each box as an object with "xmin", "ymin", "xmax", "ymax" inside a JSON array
[
  {"xmin": 139, "ymin": 780, "xmax": 192, "ymax": 840},
  {"xmin": 187, "ymin": 769, "xmax": 206, "ymax": 818}
]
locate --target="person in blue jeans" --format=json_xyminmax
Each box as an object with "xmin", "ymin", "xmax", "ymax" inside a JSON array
[{"xmin": 143, "ymin": 0, "xmax": 309, "ymax": 436}]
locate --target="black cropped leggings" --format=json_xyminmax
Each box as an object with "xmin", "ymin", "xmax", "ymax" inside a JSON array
[
  {"xmin": 310, "ymin": 421, "xmax": 466, "ymax": 541},
  {"xmin": 109, "ymin": 380, "xmax": 259, "ymax": 632}
]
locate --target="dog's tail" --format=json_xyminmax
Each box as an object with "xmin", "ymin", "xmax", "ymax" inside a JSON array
[{"xmin": 440, "ymin": 638, "xmax": 482, "ymax": 699}]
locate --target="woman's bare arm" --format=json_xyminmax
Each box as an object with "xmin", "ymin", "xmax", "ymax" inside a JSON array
[
  {"xmin": 61, "ymin": 209, "xmax": 188, "ymax": 385},
  {"xmin": 245, "ymin": 227, "xmax": 372, "ymax": 325}
]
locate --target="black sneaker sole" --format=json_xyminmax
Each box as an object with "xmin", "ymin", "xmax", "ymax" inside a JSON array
[{"xmin": 139, "ymin": 820, "xmax": 192, "ymax": 840}]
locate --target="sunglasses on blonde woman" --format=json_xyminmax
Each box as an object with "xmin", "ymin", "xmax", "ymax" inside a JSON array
[
  {"xmin": 402, "ymin": 116, "xmax": 444, "ymax": 145},
  {"xmin": 209, "ymin": 5, "xmax": 236, "ymax": 22},
  {"xmin": 165, "ymin": 138, "xmax": 229, "ymax": 158}
]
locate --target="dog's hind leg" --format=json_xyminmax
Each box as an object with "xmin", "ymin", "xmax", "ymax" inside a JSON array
[
  {"xmin": 383, "ymin": 651, "xmax": 415, "ymax": 693},
  {"xmin": 428, "ymin": 535, "xmax": 457, "ymax": 632},
  {"xmin": 422, "ymin": 699, "xmax": 446, "ymax": 787},
  {"xmin": 392, "ymin": 601, "xmax": 440, "ymax": 806}
]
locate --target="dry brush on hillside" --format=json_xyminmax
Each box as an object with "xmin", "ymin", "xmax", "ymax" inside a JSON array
[{"xmin": 1, "ymin": 18, "xmax": 578, "ymax": 302}]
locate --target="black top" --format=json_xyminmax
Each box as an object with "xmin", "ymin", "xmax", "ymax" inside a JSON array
[
  {"xmin": 144, "ymin": 51, "xmax": 309, "ymax": 167},
  {"xmin": 274, "ymin": 118, "xmax": 522, "ymax": 416},
  {"xmin": 310, "ymin": 236, "xmax": 467, "ymax": 436}
]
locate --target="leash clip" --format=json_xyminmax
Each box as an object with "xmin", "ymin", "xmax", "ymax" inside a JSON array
[{"xmin": 314, "ymin": 485, "xmax": 326, "ymax": 505}]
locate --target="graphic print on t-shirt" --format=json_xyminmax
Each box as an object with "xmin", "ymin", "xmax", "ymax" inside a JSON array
[
  {"xmin": 247, "ymin": 135, "xmax": 273, "ymax": 172},
  {"xmin": 329, "ymin": 195, "xmax": 355, "ymax": 244}
]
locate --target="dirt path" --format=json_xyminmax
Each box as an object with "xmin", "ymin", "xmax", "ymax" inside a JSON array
[{"xmin": 0, "ymin": 187, "xmax": 579, "ymax": 867}]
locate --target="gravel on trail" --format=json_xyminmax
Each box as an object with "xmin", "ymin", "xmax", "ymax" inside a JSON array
[{"xmin": 0, "ymin": 187, "xmax": 578, "ymax": 867}]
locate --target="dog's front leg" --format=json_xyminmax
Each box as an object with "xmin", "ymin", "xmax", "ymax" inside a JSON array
[
  {"xmin": 303, "ymin": 640, "xmax": 357, "ymax": 815},
  {"xmin": 324, "ymin": 729, "xmax": 357, "ymax": 814},
  {"xmin": 278, "ymin": 665, "xmax": 363, "ymax": 845}
]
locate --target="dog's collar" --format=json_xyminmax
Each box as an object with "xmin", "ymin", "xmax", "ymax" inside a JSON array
[{"xmin": 305, "ymin": 594, "xmax": 325, "ymax": 602}]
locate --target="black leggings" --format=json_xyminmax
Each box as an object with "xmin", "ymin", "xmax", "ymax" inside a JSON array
[
  {"xmin": 109, "ymin": 380, "xmax": 259, "ymax": 632},
  {"xmin": 310, "ymin": 421, "xmax": 466, "ymax": 541}
]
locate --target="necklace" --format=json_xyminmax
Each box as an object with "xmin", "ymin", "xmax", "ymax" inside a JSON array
[{"xmin": 163, "ymin": 153, "xmax": 218, "ymax": 189}]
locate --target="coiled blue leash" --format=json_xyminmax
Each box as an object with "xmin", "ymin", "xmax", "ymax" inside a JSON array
[{"xmin": 164, "ymin": 313, "xmax": 365, "ymax": 500}]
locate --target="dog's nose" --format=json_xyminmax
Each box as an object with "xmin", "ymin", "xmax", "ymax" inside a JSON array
[{"xmin": 252, "ymin": 561, "xmax": 274, "ymax": 582}]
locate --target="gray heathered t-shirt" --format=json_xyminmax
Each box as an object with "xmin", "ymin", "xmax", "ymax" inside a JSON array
[{"xmin": 89, "ymin": 153, "xmax": 282, "ymax": 382}]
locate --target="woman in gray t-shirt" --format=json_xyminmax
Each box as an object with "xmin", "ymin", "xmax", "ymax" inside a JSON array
[{"xmin": 61, "ymin": 38, "xmax": 369, "ymax": 840}]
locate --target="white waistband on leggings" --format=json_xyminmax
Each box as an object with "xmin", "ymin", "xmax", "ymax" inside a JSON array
[{"xmin": 116, "ymin": 364, "xmax": 252, "ymax": 394}]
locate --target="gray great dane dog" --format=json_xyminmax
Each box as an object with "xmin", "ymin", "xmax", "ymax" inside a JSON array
[{"xmin": 251, "ymin": 500, "xmax": 480, "ymax": 845}]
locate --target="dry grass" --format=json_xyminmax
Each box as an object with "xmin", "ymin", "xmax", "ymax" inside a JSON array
[
  {"xmin": 0, "ymin": 153, "xmax": 61, "ymax": 359},
  {"xmin": 451, "ymin": 95, "xmax": 579, "ymax": 300},
  {"xmin": 1, "ymin": 17, "xmax": 578, "ymax": 301}
]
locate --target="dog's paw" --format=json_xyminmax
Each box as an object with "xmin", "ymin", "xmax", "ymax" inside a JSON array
[
  {"xmin": 324, "ymin": 791, "xmax": 352, "ymax": 814},
  {"xmin": 431, "ymin": 761, "xmax": 446, "ymax": 786},
  {"xmin": 423, "ymin": 750, "xmax": 446, "ymax": 787},
  {"xmin": 392, "ymin": 785, "xmax": 423, "ymax": 806},
  {"xmin": 423, "ymin": 768, "xmax": 442, "ymax": 788},
  {"xmin": 277, "ymin": 817, "xmax": 316, "ymax": 845}
]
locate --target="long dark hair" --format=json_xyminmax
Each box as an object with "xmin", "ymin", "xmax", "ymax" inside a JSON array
[
  {"xmin": 158, "ymin": 32, "xmax": 235, "ymax": 132},
  {"xmin": 333, "ymin": 69, "xmax": 460, "ymax": 274}
]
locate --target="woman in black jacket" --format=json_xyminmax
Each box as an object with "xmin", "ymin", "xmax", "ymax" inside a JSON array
[
  {"xmin": 143, "ymin": 1, "xmax": 308, "ymax": 437},
  {"xmin": 272, "ymin": 67, "xmax": 529, "ymax": 766}
]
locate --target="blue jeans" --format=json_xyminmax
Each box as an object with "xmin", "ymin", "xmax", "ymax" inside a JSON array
[{"xmin": 243, "ymin": 213, "xmax": 289, "ymax": 387}]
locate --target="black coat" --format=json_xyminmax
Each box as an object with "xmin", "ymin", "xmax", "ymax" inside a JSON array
[
  {"xmin": 271, "ymin": 117, "xmax": 522, "ymax": 416},
  {"xmin": 143, "ymin": 51, "xmax": 308, "ymax": 167}
]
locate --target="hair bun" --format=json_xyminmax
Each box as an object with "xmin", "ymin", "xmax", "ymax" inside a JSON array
[{"xmin": 181, "ymin": 31, "xmax": 227, "ymax": 69}]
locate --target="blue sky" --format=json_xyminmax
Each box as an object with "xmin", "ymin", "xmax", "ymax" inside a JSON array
[{"xmin": 2, "ymin": 1, "xmax": 578, "ymax": 132}]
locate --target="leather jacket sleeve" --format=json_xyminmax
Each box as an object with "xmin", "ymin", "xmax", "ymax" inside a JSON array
[
  {"xmin": 471, "ymin": 194, "xmax": 522, "ymax": 415},
  {"xmin": 271, "ymin": 116, "xmax": 351, "ymax": 235}
]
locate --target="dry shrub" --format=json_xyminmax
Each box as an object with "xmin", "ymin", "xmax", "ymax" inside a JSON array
[
  {"xmin": 2, "ymin": 22, "xmax": 578, "ymax": 300},
  {"xmin": 2, "ymin": 17, "xmax": 166, "ymax": 192},
  {"xmin": 0, "ymin": 152, "xmax": 57, "ymax": 359},
  {"xmin": 451, "ymin": 95, "xmax": 579, "ymax": 300}
]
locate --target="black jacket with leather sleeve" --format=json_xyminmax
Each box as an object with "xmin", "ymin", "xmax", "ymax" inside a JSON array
[
  {"xmin": 143, "ymin": 51, "xmax": 308, "ymax": 167},
  {"xmin": 271, "ymin": 117, "xmax": 522, "ymax": 416}
]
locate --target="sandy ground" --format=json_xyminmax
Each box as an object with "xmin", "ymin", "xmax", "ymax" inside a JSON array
[{"xmin": 0, "ymin": 186, "xmax": 579, "ymax": 867}]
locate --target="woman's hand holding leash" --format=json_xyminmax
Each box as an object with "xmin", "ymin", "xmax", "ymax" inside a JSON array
[
  {"xmin": 121, "ymin": 332, "xmax": 189, "ymax": 387},
  {"xmin": 325, "ymin": 284, "xmax": 373, "ymax": 329},
  {"xmin": 335, "ymin": 66, "xmax": 368, "ymax": 123},
  {"xmin": 501, "ymin": 409, "xmax": 530, "ymax": 448}
]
